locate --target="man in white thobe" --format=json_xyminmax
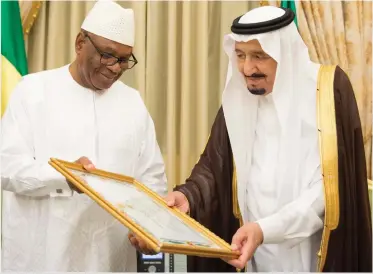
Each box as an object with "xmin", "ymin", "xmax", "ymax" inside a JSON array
[{"xmin": 1, "ymin": 1, "xmax": 167, "ymax": 271}]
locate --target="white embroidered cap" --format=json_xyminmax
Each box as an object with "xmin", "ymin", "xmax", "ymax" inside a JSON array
[{"xmin": 81, "ymin": 0, "xmax": 135, "ymax": 47}]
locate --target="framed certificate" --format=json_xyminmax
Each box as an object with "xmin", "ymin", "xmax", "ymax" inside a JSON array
[{"xmin": 49, "ymin": 158, "xmax": 239, "ymax": 260}]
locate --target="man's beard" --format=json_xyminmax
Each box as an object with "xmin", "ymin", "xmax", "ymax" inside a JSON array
[
  {"xmin": 248, "ymin": 88, "xmax": 266, "ymax": 95},
  {"xmin": 246, "ymin": 73, "xmax": 266, "ymax": 95}
]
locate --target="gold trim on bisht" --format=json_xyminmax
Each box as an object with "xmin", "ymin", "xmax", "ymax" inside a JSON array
[
  {"xmin": 232, "ymin": 162, "xmax": 244, "ymax": 227},
  {"xmin": 316, "ymin": 65, "xmax": 340, "ymax": 272},
  {"xmin": 20, "ymin": 1, "xmax": 42, "ymax": 35},
  {"xmin": 232, "ymin": 160, "xmax": 245, "ymax": 272}
]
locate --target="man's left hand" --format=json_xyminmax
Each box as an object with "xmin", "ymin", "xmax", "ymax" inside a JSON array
[
  {"xmin": 225, "ymin": 222, "xmax": 264, "ymax": 270},
  {"xmin": 128, "ymin": 231, "xmax": 157, "ymax": 255},
  {"xmin": 67, "ymin": 156, "xmax": 96, "ymax": 193}
]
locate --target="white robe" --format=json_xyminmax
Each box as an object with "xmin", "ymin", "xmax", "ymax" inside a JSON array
[
  {"xmin": 246, "ymin": 96, "xmax": 323, "ymax": 272},
  {"xmin": 1, "ymin": 65, "xmax": 167, "ymax": 272}
]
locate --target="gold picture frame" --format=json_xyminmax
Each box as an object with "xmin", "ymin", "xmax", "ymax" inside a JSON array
[{"xmin": 49, "ymin": 158, "xmax": 239, "ymax": 260}]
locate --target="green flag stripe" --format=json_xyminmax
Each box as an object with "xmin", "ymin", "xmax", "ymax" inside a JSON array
[
  {"xmin": 1, "ymin": 0, "xmax": 28, "ymax": 76},
  {"xmin": 280, "ymin": 0, "xmax": 298, "ymax": 28}
]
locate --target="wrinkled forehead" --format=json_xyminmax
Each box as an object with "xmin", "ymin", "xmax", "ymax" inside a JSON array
[{"xmin": 85, "ymin": 31, "xmax": 133, "ymax": 56}]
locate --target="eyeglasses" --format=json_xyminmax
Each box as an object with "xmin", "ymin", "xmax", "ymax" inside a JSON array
[{"xmin": 85, "ymin": 34, "xmax": 138, "ymax": 70}]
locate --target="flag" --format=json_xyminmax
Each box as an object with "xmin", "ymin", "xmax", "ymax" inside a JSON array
[
  {"xmin": 1, "ymin": 0, "xmax": 28, "ymax": 117},
  {"xmin": 280, "ymin": 0, "xmax": 298, "ymax": 28}
]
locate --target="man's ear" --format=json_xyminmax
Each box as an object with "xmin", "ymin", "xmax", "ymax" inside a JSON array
[{"xmin": 75, "ymin": 32, "xmax": 86, "ymax": 55}]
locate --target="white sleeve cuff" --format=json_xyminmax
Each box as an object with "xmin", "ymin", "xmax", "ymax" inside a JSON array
[
  {"xmin": 255, "ymin": 206, "xmax": 324, "ymax": 246},
  {"xmin": 255, "ymin": 214, "xmax": 284, "ymax": 244},
  {"xmin": 39, "ymin": 163, "xmax": 71, "ymax": 192}
]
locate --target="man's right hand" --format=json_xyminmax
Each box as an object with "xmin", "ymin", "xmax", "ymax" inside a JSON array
[
  {"xmin": 128, "ymin": 191, "xmax": 190, "ymax": 254},
  {"xmin": 164, "ymin": 191, "xmax": 190, "ymax": 214},
  {"xmin": 67, "ymin": 156, "xmax": 96, "ymax": 193}
]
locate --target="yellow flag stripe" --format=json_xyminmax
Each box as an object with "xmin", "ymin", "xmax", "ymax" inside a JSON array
[{"xmin": 1, "ymin": 55, "xmax": 22, "ymax": 117}]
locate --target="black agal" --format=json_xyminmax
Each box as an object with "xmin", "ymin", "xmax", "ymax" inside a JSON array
[{"xmin": 231, "ymin": 8, "xmax": 295, "ymax": 35}]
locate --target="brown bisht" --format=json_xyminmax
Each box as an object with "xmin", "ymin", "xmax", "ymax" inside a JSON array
[{"xmin": 175, "ymin": 66, "xmax": 372, "ymax": 272}]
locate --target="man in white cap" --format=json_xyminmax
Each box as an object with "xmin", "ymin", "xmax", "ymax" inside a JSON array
[
  {"xmin": 1, "ymin": 0, "xmax": 166, "ymax": 271},
  {"xmin": 130, "ymin": 6, "xmax": 372, "ymax": 272}
]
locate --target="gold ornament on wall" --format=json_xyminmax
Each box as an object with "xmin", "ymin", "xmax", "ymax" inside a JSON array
[
  {"xmin": 19, "ymin": 0, "xmax": 42, "ymax": 36},
  {"xmin": 260, "ymin": 1, "xmax": 269, "ymax": 6},
  {"xmin": 260, "ymin": 0, "xmax": 281, "ymax": 7}
]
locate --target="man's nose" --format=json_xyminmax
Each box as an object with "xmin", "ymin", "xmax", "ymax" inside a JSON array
[
  {"xmin": 108, "ymin": 62, "xmax": 122, "ymax": 74},
  {"xmin": 243, "ymin": 58, "xmax": 257, "ymax": 76}
]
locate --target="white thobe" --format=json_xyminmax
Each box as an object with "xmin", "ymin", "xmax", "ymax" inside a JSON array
[
  {"xmin": 246, "ymin": 95, "xmax": 324, "ymax": 272},
  {"xmin": 1, "ymin": 65, "xmax": 167, "ymax": 272}
]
